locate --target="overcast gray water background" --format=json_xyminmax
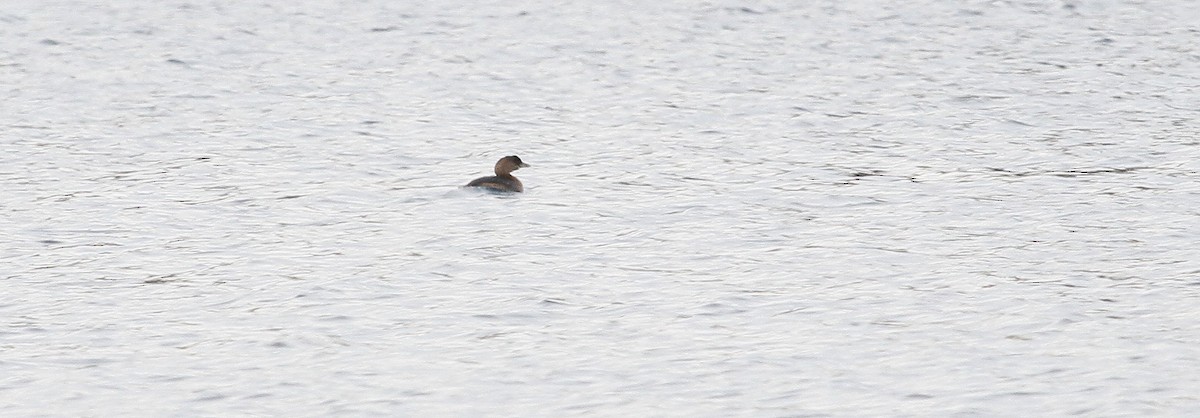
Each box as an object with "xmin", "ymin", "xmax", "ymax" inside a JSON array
[{"xmin": 3, "ymin": 0, "xmax": 1200, "ymax": 416}]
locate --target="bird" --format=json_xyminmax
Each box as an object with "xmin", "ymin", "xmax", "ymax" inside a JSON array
[{"xmin": 465, "ymin": 155, "xmax": 529, "ymax": 193}]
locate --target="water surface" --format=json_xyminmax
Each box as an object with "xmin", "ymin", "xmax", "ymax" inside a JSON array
[{"xmin": 3, "ymin": 0, "xmax": 1199, "ymax": 416}]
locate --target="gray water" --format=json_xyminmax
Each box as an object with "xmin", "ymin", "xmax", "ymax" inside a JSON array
[{"xmin": 3, "ymin": 0, "xmax": 1199, "ymax": 416}]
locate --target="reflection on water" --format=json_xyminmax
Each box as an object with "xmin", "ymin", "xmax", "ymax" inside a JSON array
[{"xmin": 3, "ymin": 0, "xmax": 1199, "ymax": 415}]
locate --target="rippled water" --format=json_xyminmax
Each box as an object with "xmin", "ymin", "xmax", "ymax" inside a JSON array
[{"xmin": 4, "ymin": 0, "xmax": 1199, "ymax": 416}]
